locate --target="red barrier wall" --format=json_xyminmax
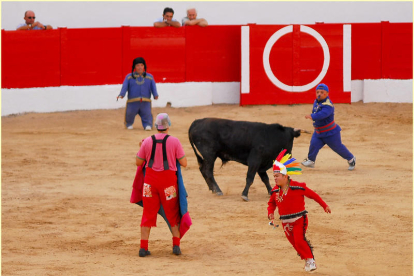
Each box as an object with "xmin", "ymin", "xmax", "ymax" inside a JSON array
[
  {"xmin": 385, "ymin": 22, "xmax": 413, "ymax": 79},
  {"xmin": 1, "ymin": 23, "xmax": 412, "ymax": 89},
  {"xmin": 351, "ymin": 22, "xmax": 413, "ymax": 80},
  {"xmin": 351, "ymin": 23, "xmax": 382, "ymax": 80},
  {"xmin": 243, "ymin": 24, "xmax": 349, "ymax": 105},
  {"xmin": 185, "ymin": 25, "xmax": 241, "ymax": 82},
  {"xmin": 127, "ymin": 26, "xmax": 186, "ymax": 83},
  {"xmin": 2, "ymin": 29, "xmax": 61, "ymax": 88},
  {"xmin": 61, "ymin": 27, "xmax": 124, "ymax": 86}
]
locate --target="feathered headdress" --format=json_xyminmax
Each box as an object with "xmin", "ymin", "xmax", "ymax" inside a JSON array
[{"xmin": 273, "ymin": 149, "xmax": 302, "ymax": 175}]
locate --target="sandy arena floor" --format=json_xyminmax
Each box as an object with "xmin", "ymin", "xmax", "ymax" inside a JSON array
[{"xmin": 2, "ymin": 102, "xmax": 412, "ymax": 276}]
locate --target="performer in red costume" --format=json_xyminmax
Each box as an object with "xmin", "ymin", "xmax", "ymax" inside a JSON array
[
  {"xmin": 267, "ymin": 149, "xmax": 331, "ymax": 272},
  {"xmin": 136, "ymin": 113, "xmax": 188, "ymax": 257}
]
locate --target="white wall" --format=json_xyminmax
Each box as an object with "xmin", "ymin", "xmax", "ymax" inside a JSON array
[
  {"xmin": 2, "ymin": 80, "xmax": 412, "ymax": 116},
  {"xmin": 1, "ymin": 1, "xmax": 412, "ymax": 30},
  {"xmin": 362, "ymin": 80, "xmax": 413, "ymax": 103},
  {"xmin": 1, "ymin": 82, "xmax": 241, "ymax": 116}
]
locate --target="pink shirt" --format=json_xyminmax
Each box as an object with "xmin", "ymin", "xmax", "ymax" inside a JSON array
[{"xmin": 137, "ymin": 133, "xmax": 185, "ymax": 171}]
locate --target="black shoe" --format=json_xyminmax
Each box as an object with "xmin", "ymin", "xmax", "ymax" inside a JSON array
[
  {"xmin": 173, "ymin": 245, "xmax": 181, "ymax": 255},
  {"xmin": 139, "ymin": 248, "xmax": 151, "ymax": 257}
]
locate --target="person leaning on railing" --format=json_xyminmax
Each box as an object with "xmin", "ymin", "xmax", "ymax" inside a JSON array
[
  {"xmin": 181, "ymin": 8, "xmax": 208, "ymax": 27},
  {"xmin": 16, "ymin": 10, "xmax": 53, "ymax": 30},
  {"xmin": 153, "ymin": 7, "xmax": 181, "ymax": 28}
]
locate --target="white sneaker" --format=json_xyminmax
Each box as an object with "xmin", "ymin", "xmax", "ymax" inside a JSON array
[
  {"xmin": 127, "ymin": 126, "xmax": 133, "ymax": 130},
  {"xmin": 301, "ymin": 159, "xmax": 315, "ymax": 168},
  {"xmin": 348, "ymin": 156, "xmax": 356, "ymax": 171},
  {"xmin": 304, "ymin": 259, "xmax": 317, "ymax": 272},
  {"xmin": 145, "ymin": 126, "xmax": 152, "ymax": 131}
]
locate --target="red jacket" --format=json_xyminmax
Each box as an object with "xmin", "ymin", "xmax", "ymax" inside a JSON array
[{"xmin": 267, "ymin": 180, "xmax": 327, "ymax": 220}]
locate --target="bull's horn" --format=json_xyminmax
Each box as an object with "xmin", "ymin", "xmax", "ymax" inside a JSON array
[{"xmin": 294, "ymin": 128, "xmax": 311, "ymax": 134}]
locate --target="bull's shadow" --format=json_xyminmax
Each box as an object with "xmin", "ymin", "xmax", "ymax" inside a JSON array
[{"xmin": 188, "ymin": 118, "xmax": 306, "ymax": 201}]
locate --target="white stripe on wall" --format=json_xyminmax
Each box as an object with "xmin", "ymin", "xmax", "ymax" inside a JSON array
[
  {"xmin": 343, "ymin": 25, "xmax": 352, "ymax": 92},
  {"xmin": 241, "ymin": 26, "xmax": 250, "ymax": 94}
]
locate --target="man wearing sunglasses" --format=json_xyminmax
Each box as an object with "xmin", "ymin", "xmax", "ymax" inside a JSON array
[{"xmin": 16, "ymin": 10, "xmax": 52, "ymax": 30}]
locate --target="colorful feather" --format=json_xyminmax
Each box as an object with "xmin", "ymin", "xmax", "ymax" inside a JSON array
[
  {"xmin": 283, "ymin": 158, "xmax": 296, "ymax": 166},
  {"xmin": 273, "ymin": 150, "xmax": 302, "ymax": 176},
  {"xmin": 285, "ymin": 162, "xmax": 300, "ymax": 168},
  {"xmin": 275, "ymin": 149, "xmax": 287, "ymax": 162},
  {"xmin": 287, "ymin": 171, "xmax": 302, "ymax": 175},
  {"xmin": 280, "ymin": 153, "xmax": 291, "ymax": 164},
  {"xmin": 286, "ymin": 167, "xmax": 302, "ymax": 172}
]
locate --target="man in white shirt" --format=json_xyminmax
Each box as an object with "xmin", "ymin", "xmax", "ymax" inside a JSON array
[
  {"xmin": 16, "ymin": 10, "xmax": 52, "ymax": 30},
  {"xmin": 154, "ymin": 7, "xmax": 181, "ymax": 28}
]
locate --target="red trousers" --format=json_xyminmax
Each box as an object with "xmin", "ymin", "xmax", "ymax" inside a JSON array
[
  {"xmin": 281, "ymin": 215, "xmax": 314, "ymax": 260},
  {"xmin": 140, "ymin": 168, "xmax": 180, "ymax": 228}
]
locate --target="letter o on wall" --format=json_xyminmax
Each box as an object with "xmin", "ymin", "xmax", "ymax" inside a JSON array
[{"xmin": 262, "ymin": 25, "xmax": 330, "ymax": 92}]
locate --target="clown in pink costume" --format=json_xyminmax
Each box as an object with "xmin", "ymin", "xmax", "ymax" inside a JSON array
[{"xmin": 134, "ymin": 113, "xmax": 191, "ymax": 257}]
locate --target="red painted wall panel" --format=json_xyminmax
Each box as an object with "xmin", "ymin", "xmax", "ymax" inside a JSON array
[
  {"xmin": 61, "ymin": 27, "xmax": 123, "ymax": 86},
  {"xmin": 350, "ymin": 22, "xmax": 413, "ymax": 80},
  {"xmin": 2, "ymin": 29, "xmax": 61, "ymax": 88},
  {"xmin": 127, "ymin": 27, "xmax": 186, "ymax": 83},
  {"xmin": 185, "ymin": 25, "xmax": 241, "ymax": 82},
  {"xmin": 295, "ymin": 31, "xmax": 324, "ymax": 86},
  {"xmin": 268, "ymin": 26, "xmax": 294, "ymax": 86},
  {"xmin": 350, "ymin": 23, "xmax": 382, "ymax": 80},
  {"xmin": 249, "ymin": 25, "xmax": 294, "ymax": 99},
  {"xmin": 388, "ymin": 23, "xmax": 413, "ymax": 79}
]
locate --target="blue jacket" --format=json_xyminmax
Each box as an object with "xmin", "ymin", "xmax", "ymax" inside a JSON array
[
  {"xmin": 119, "ymin": 72, "xmax": 158, "ymax": 100},
  {"xmin": 310, "ymin": 96, "xmax": 341, "ymax": 138}
]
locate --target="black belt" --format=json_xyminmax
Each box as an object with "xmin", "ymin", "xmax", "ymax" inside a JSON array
[{"xmin": 279, "ymin": 210, "xmax": 308, "ymax": 220}]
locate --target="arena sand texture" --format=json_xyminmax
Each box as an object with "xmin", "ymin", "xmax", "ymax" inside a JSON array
[{"xmin": 2, "ymin": 103, "xmax": 412, "ymax": 276}]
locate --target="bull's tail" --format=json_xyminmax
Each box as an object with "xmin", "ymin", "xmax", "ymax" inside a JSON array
[{"xmin": 188, "ymin": 124, "xmax": 204, "ymax": 168}]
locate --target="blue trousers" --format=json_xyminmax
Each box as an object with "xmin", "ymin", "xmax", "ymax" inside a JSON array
[
  {"xmin": 307, "ymin": 131, "xmax": 353, "ymax": 162},
  {"xmin": 124, "ymin": 101, "xmax": 153, "ymax": 129}
]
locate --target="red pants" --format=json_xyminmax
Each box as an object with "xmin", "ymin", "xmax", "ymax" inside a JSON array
[
  {"xmin": 140, "ymin": 168, "xmax": 180, "ymax": 228},
  {"xmin": 282, "ymin": 215, "xmax": 314, "ymax": 260}
]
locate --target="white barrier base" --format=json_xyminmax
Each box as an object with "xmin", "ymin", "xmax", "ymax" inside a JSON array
[
  {"xmin": 1, "ymin": 80, "xmax": 411, "ymax": 116},
  {"xmin": 1, "ymin": 82, "xmax": 240, "ymax": 116},
  {"xmin": 363, "ymin": 79, "xmax": 413, "ymax": 103}
]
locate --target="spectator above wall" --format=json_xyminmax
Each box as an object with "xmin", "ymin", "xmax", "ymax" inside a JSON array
[{"xmin": 1, "ymin": 2, "xmax": 412, "ymax": 30}]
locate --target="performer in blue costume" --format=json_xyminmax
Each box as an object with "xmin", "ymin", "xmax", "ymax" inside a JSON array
[
  {"xmin": 117, "ymin": 57, "xmax": 159, "ymax": 130},
  {"xmin": 301, "ymin": 83, "xmax": 356, "ymax": 170}
]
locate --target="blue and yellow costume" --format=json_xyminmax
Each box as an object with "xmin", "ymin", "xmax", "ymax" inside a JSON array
[
  {"xmin": 306, "ymin": 85, "xmax": 354, "ymax": 164},
  {"xmin": 118, "ymin": 57, "xmax": 158, "ymax": 129}
]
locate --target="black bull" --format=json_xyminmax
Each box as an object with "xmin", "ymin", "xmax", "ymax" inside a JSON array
[{"xmin": 188, "ymin": 118, "xmax": 306, "ymax": 201}]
